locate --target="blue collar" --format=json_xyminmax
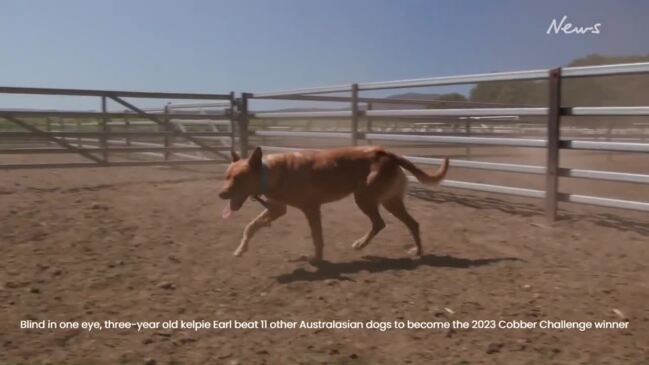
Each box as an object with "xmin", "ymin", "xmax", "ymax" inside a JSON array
[{"xmin": 259, "ymin": 160, "xmax": 269, "ymax": 195}]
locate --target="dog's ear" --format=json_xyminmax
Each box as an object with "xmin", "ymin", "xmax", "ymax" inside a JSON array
[
  {"xmin": 230, "ymin": 150, "xmax": 240, "ymax": 163},
  {"xmin": 248, "ymin": 146, "xmax": 263, "ymax": 170}
]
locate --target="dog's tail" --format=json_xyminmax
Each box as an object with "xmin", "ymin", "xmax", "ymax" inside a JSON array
[{"xmin": 395, "ymin": 155, "xmax": 449, "ymax": 185}]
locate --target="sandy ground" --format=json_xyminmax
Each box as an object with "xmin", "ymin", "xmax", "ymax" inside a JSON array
[{"xmin": 1, "ymin": 157, "xmax": 649, "ymax": 364}]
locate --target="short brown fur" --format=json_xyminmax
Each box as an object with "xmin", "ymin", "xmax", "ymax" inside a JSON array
[{"xmin": 218, "ymin": 146, "xmax": 449, "ymax": 261}]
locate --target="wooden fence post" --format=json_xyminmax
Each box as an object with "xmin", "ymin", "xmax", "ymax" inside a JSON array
[{"xmin": 546, "ymin": 67, "xmax": 562, "ymax": 221}]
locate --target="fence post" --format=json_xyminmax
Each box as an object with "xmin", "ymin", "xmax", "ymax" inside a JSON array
[
  {"xmin": 125, "ymin": 117, "xmax": 131, "ymax": 146},
  {"xmin": 545, "ymin": 67, "xmax": 562, "ymax": 221},
  {"xmin": 228, "ymin": 92, "xmax": 236, "ymax": 151},
  {"xmin": 101, "ymin": 96, "xmax": 109, "ymax": 164},
  {"xmin": 465, "ymin": 119, "xmax": 472, "ymax": 159},
  {"xmin": 351, "ymin": 83, "xmax": 359, "ymax": 146},
  {"xmin": 606, "ymin": 120, "xmax": 613, "ymax": 161},
  {"xmin": 366, "ymin": 102, "xmax": 373, "ymax": 145},
  {"xmin": 164, "ymin": 103, "xmax": 171, "ymax": 161},
  {"xmin": 239, "ymin": 93, "xmax": 250, "ymax": 158},
  {"xmin": 76, "ymin": 120, "xmax": 81, "ymax": 147}
]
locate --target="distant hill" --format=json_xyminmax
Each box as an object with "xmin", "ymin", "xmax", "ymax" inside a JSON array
[
  {"xmin": 267, "ymin": 92, "xmax": 465, "ymax": 112},
  {"xmin": 269, "ymin": 54, "xmax": 649, "ymax": 115},
  {"xmin": 386, "ymin": 92, "xmax": 441, "ymax": 101},
  {"xmin": 469, "ymin": 53, "xmax": 649, "ymax": 107},
  {"xmin": 372, "ymin": 92, "xmax": 441, "ymax": 109}
]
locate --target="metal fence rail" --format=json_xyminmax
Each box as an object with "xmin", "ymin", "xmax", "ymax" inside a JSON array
[
  {"xmin": 0, "ymin": 88, "xmax": 235, "ymax": 169},
  {"xmin": 251, "ymin": 62, "xmax": 649, "ymax": 97},
  {"xmin": 0, "ymin": 110, "xmax": 230, "ymax": 120},
  {"xmin": 247, "ymin": 62, "xmax": 649, "ymax": 219},
  {"xmin": 3, "ymin": 62, "xmax": 649, "ymax": 218},
  {"xmin": 0, "ymin": 86, "xmax": 232, "ymax": 100}
]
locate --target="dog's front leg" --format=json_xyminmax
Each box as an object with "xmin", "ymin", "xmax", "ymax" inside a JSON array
[
  {"xmin": 234, "ymin": 203, "xmax": 286, "ymax": 257},
  {"xmin": 302, "ymin": 206, "xmax": 324, "ymax": 262}
]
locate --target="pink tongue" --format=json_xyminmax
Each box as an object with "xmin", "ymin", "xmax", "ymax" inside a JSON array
[{"xmin": 222, "ymin": 205, "xmax": 232, "ymax": 219}]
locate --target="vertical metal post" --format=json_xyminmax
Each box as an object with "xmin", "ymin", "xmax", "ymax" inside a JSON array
[
  {"xmin": 164, "ymin": 103, "xmax": 171, "ymax": 161},
  {"xmin": 45, "ymin": 117, "xmax": 52, "ymax": 146},
  {"xmin": 465, "ymin": 119, "xmax": 472, "ymax": 159},
  {"xmin": 546, "ymin": 67, "xmax": 562, "ymax": 221},
  {"xmin": 351, "ymin": 83, "xmax": 359, "ymax": 146},
  {"xmin": 101, "ymin": 96, "xmax": 109, "ymax": 164},
  {"xmin": 606, "ymin": 120, "xmax": 613, "ymax": 161},
  {"xmin": 366, "ymin": 102, "xmax": 373, "ymax": 145},
  {"xmin": 76, "ymin": 120, "xmax": 81, "ymax": 147},
  {"xmin": 239, "ymin": 93, "xmax": 250, "ymax": 158},
  {"xmin": 228, "ymin": 92, "xmax": 236, "ymax": 152},
  {"xmin": 125, "ymin": 117, "xmax": 131, "ymax": 146}
]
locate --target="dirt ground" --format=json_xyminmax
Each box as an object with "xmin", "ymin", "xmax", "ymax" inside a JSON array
[{"xmin": 1, "ymin": 156, "xmax": 649, "ymax": 364}]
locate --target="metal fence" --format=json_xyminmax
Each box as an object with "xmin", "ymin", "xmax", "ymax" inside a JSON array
[
  {"xmin": 2, "ymin": 63, "xmax": 649, "ymax": 220},
  {"xmin": 0, "ymin": 87, "xmax": 235, "ymax": 168},
  {"xmin": 239, "ymin": 62, "xmax": 649, "ymax": 220}
]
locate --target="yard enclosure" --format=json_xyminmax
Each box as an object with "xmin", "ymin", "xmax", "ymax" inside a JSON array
[
  {"xmin": 1, "ymin": 63, "xmax": 649, "ymax": 364},
  {"xmin": 5, "ymin": 63, "xmax": 649, "ymax": 218}
]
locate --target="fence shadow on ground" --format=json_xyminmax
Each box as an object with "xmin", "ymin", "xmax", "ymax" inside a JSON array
[
  {"xmin": 409, "ymin": 187, "xmax": 649, "ymax": 236},
  {"xmin": 275, "ymin": 254, "xmax": 520, "ymax": 283}
]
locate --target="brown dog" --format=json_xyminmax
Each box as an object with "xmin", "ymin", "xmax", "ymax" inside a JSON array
[{"xmin": 218, "ymin": 146, "xmax": 449, "ymax": 261}]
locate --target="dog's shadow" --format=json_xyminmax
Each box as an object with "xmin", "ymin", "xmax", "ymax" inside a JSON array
[{"xmin": 275, "ymin": 254, "xmax": 521, "ymax": 283}]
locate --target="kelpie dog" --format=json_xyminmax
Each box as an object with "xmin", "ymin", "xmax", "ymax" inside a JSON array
[{"xmin": 219, "ymin": 146, "xmax": 449, "ymax": 262}]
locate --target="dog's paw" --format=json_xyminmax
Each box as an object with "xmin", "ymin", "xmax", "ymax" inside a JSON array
[
  {"xmin": 407, "ymin": 247, "xmax": 423, "ymax": 257},
  {"xmin": 308, "ymin": 256, "xmax": 326, "ymax": 267},
  {"xmin": 233, "ymin": 248, "xmax": 246, "ymax": 257},
  {"xmin": 351, "ymin": 238, "xmax": 366, "ymax": 250}
]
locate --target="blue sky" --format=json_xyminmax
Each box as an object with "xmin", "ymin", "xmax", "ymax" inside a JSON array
[{"xmin": 1, "ymin": 0, "xmax": 648, "ymax": 110}]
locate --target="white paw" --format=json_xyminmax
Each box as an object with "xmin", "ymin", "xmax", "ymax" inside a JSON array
[
  {"xmin": 351, "ymin": 239, "xmax": 366, "ymax": 250},
  {"xmin": 407, "ymin": 247, "xmax": 422, "ymax": 256},
  {"xmin": 233, "ymin": 247, "xmax": 246, "ymax": 257}
]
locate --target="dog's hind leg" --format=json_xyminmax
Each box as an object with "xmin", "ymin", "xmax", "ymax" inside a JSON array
[
  {"xmin": 351, "ymin": 192, "xmax": 386, "ymax": 250},
  {"xmin": 382, "ymin": 197, "xmax": 422, "ymax": 256},
  {"xmin": 233, "ymin": 202, "xmax": 286, "ymax": 257}
]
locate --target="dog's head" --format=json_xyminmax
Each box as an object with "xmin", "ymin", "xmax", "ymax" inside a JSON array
[{"xmin": 219, "ymin": 147, "xmax": 264, "ymax": 215}]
